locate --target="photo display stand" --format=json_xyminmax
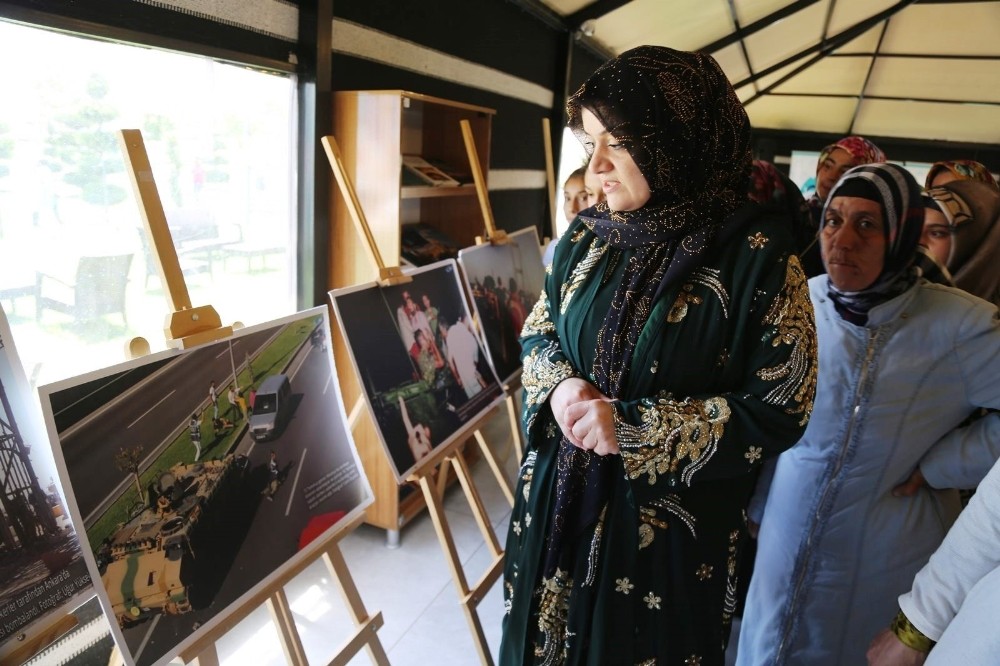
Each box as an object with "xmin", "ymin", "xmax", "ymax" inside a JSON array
[
  {"xmin": 324, "ymin": 134, "xmax": 511, "ymax": 665},
  {"xmin": 542, "ymin": 116, "xmax": 557, "ymax": 241},
  {"xmin": 459, "ymin": 120, "xmax": 525, "ymax": 463},
  {"xmin": 111, "ymin": 129, "xmax": 389, "ymax": 666}
]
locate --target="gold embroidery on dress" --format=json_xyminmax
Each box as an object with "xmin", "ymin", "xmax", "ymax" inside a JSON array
[
  {"xmin": 667, "ymin": 268, "xmax": 729, "ymax": 323},
  {"xmin": 667, "ymin": 284, "xmax": 703, "ymax": 323},
  {"xmin": 649, "ymin": 494, "xmax": 697, "ymax": 537},
  {"xmin": 748, "ymin": 231, "xmax": 768, "ymax": 249},
  {"xmin": 522, "ymin": 342, "xmax": 576, "ymax": 411},
  {"xmin": 616, "ymin": 395, "xmax": 731, "ymax": 487},
  {"xmin": 520, "ymin": 450, "xmax": 536, "ymax": 501},
  {"xmin": 615, "ymin": 577, "xmax": 635, "ymax": 594},
  {"xmin": 643, "ymin": 591, "xmax": 662, "ymax": 610},
  {"xmin": 744, "ymin": 445, "xmax": 762, "ymax": 465},
  {"xmin": 560, "ymin": 239, "xmax": 606, "ymax": 315},
  {"xmin": 584, "ymin": 505, "xmax": 607, "ymax": 585},
  {"xmin": 756, "ymin": 255, "xmax": 817, "ymax": 425},
  {"xmin": 522, "ymin": 291, "xmax": 556, "ymax": 337},
  {"xmin": 534, "ymin": 568, "xmax": 573, "ymax": 665},
  {"xmin": 696, "ymin": 564, "xmax": 713, "ymax": 580},
  {"xmin": 638, "ymin": 522, "xmax": 654, "ymax": 549},
  {"xmin": 570, "ymin": 227, "xmax": 588, "ymax": 243},
  {"xmin": 722, "ymin": 529, "xmax": 740, "ymax": 624}
]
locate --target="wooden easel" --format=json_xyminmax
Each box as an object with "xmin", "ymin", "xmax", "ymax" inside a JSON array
[
  {"xmin": 323, "ymin": 133, "xmax": 511, "ymax": 664},
  {"xmin": 542, "ymin": 117, "xmax": 557, "ymax": 239},
  {"xmin": 459, "ymin": 119, "xmax": 525, "ymax": 463},
  {"xmin": 111, "ymin": 129, "xmax": 389, "ymax": 666}
]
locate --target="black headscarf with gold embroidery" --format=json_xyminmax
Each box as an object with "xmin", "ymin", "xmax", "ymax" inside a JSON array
[
  {"xmin": 567, "ymin": 45, "xmax": 751, "ymax": 395},
  {"xmin": 543, "ymin": 46, "xmax": 751, "ymax": 575}
]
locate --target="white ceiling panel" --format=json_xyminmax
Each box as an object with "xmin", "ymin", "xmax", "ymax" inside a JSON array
[
  {"xmin": 735, "ymin": 0, "xmax": 823, "ymax": 28},
  {"xmin": 754, "ymin": 60, "xmax": 814, "ymax": 93},
  {"xmin": 827, "ymin": 0, "xmax": 899, "ymax": 35},
  {"xmin": 745, "ymin": 95, "xmax": 856, "ymax": 134},
  {"xmin": 831, "ymin": 25, "xmax": 883, "ymax": 54},
  {"xmin": 867, "ymin": 58, "xmax": 1000, "ymax": 104},
  {"xmin": 710, "ymin": 43, "xmax": 752, "ymax": 87},
  {"xmin": 744, "ymin": 2, "xmax": 826, "ymax": 73},
  {"xmin": 853, "ymin": 99, "xmax": 1000, "ymax": 144},
  {"xmin": 772, "ymin": 55, "xmax": 871, "ymax": 96},
  {"xmin": 735, "ymin": 84, "xmax": 755, "ymax": 104},
  {"xmin": 880, "ymin": 4, "xmax": 1000, "ymax": 56},
  {"xmin": 538, "ymin": 0, "xmax": 592, "ymax": 15},
  {"xmin": 593, "ymin": 0, "xmax": 732, "ymax": 54}
]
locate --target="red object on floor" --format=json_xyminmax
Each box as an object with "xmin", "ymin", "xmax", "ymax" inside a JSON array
[{"xmin": 297, "ymin": 511, "xmax": 347, "ymax": 551}]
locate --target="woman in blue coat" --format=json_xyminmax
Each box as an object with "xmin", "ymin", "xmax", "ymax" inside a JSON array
[{"xmin": 737, "ymin": 162, "xmax": 1000, "ymax": 665}]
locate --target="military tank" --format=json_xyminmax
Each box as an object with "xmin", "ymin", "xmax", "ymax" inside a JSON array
[{"xmin": 100, "ymin": 454, "xmax": 245, "ymax": 628}]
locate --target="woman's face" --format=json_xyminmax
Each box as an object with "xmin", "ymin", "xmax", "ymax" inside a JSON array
[
  {"xmin": 580, "ymin": 108, "xmax": 651, "ymax": 212},
  {"xmin": 816, "ymin": 147, "xmax": 856, "ymax": 201},
  {"xmin": 919, "ymin": 207, "xmax": 953, "ymax": 266},
  {"xmin": 820, "ymin": 195, "xmax": 886, "ymax": 292},
  {"xmin": 563, "ymin": 174, "xmax": 587, "ymax": 222}
]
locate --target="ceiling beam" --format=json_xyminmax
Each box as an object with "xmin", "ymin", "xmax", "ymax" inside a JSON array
[
  {"xmin": 734, "ymin": 0, "xmax": 918, "ymax": 89},
  {"xmin": 830, "ymin": 52, "xmax": 1000, "ymax": 60},
  {"xmin": 765, "ymin": 91, "xmax": 1000, "ymax": 107},
  {"xmin": 725, "ymin": 0, "xmax": 759, "ymax": 93},
  {"xmin": 699, "ymin": 0, "xmax": 819, "ymax": 54},
  {"xmin": 848, "ymin": 18, "xmax": 890, "ymax": 134}
]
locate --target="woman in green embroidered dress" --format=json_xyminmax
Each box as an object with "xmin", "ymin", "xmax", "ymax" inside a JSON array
[{"xmin": 499, "ymin": 46, "xmax": 818, "ymax": 666}]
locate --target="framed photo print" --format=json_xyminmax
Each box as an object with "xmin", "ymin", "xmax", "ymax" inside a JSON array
[
  {"xmin": 38, "ymin": 307, "xmax": 372, "ymax": 666},
  {"xmin": 330, "ymin": 259, "xmax": 504, "ymax": 482}
]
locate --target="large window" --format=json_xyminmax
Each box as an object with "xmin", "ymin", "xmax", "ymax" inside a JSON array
[{"xmin": 0, "ymin": 19, "xmax": 298, "ymax": 388}]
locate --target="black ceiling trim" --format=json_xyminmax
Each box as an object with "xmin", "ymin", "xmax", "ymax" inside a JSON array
[
  {"xmin": 766, "ymin": 91, "xmax": 1000, "ymax": 107},
  {"xmin": 848, "ymin": 17, "xmax": 890, "ymax": 133},
  {"xmin": 725, "ymin": 0, "xmax": 759, "ymax": 94},
  {"xmin": 733, "ymin": 0, "xmax": 918, "ymax": 89},
  {"xmin": 830, "ymin": 52, "xmax": 1000, "ymax": 60},
  {"xmin": 742, "ymin": 50, "xmax": 832, "ymax": 104},
  {"xmin": 506, "ymin": 0, "xmax": 614, "ymax": 60},
  {"xmin": 699, "ymin": 0, "xmax": 819, "ymax": 54}
]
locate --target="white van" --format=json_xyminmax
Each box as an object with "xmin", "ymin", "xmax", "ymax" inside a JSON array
[{"xmin": 249, "ymin": 374, "xmax": 291, "ymax": 441}]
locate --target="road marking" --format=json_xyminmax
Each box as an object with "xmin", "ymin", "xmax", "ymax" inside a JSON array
[
  {"xmin": 127, "ymin": 389, "xmax": 176, "ymax": 429},
  {"xmin": 285, "ymin": 448, "xmax": 307, "ymax": 516},
  {"xmin": 133, "ymin": 613, "xmax": 161, "ymax": 662},
  {"xmin": 323, "ymin": 372, "xmax": 332, "ymax": 395}
]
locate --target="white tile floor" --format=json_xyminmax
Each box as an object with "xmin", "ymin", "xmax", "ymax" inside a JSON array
[{"xmin": 279, "ymin": 405, "xmax": 519, "ymax": 666}]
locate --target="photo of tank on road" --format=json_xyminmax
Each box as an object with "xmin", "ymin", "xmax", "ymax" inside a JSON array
[{"xmin": 39, "ymin": 307, "xmax": 371, "ymax": 666}]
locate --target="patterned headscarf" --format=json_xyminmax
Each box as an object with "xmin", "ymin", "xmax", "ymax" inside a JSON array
[
  {"xmin": 816, "ymin": 136, "xmax": 886, "ymax": 174},
  {"xmin": 924, "ymin": 180, "xmax": 1000, "ymax": 305},
  {"xmin": 924, "ymin": 160, "xmax": 999, "ymax": 192},
  {"xmin": 544, "ymin": 45, "xmax": 751, "ymax": 573},
  {"xmin": 806, "ymin": 136, "xmax": 887, "ymax": 221},
  {"xmin": 822, "ymin": 163, "xmax": 924, "ymax": 316}
]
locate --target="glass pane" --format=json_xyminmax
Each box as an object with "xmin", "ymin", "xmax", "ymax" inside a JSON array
[{"xmin": 0, "ymin": 20, "xmax": 298, "ymax": 388}]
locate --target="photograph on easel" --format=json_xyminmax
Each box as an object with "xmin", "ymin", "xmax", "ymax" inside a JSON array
[
  {"xmin": 0, "ymin": 306, "xmax": 92, "ymax": 662},
  {"xmin": 330, "ymin": 259, "xmax": 504, "ymax": 482},
  {"xmin": 37, "ymin": 307, "xmax": 372, "ymax": 666},
  {"xmin": 457, "ymin": 226, "xmax": 545, "ymax": 384}
]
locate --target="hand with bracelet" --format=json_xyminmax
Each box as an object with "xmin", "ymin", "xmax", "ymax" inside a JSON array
[{"xmin": 866, "ymin": 611, "xmax": 932, "ymax": 665}]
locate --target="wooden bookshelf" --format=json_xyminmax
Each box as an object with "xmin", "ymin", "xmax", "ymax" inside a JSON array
[{"xmin": 329, "ymin": 90, "xmax": 495, "ymax": 535}]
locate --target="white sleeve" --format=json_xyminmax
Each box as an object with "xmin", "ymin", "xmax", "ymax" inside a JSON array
[{"xmin": 899, "ymin": 457, "xmax": 1000, "ymax": 640}]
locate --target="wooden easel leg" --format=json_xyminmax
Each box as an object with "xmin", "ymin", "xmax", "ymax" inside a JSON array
[
  {"xmin": 267, "ymin": 589, "xmax": 309, "ymax": 666},
  {"xmin": 504, "ymin": 390, "xmax": 523, "ymax": 461},
  {"xmin": 474, "ymin": 429, "xmax": 515, "ymax": 508},
  {"xmin": 191, "ymin": 647, "xmax": 220, "ymax": 666},
  {"xmin": 323, "ymin": 543, "xmax": 390, "ymax": 666},
  {"xmin": 451, "ymin": 451, "xmax": 503, "ymax": 558},
  {"xmin": 417, "ymin": 471, "xmax": 497, "ymax": 666}
]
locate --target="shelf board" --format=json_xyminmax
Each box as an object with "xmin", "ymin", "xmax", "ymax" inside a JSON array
[{"xmin": 401, "ymin": 184, "xmax": 477, "ymax": 200}]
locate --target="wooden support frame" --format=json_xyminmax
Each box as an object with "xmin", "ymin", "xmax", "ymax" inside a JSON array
[
  {"xmin": 104, "ymin": 129, "xmax": 390, "ymax": 666},
  {"xmin": 460, "ymin": 119, "xmax": 508, "ymax": 246},
  {"xmin": 410, "ymin": 445, "xmax": 505, "ymax": 666},
  {"xmin": 542, "ymin": 117, "xmax": 557, "ymax": 240}
]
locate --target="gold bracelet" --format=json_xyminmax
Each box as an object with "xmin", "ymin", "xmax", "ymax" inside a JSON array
[{"xmin": 891, "ymin": 610, "xmax": 935, "ymax": 653}]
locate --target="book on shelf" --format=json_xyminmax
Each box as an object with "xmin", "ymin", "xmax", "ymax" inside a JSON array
[
  {"xmin": 402, "ymin": 154, "xmax": 461, "ymax": 187},
  {"xmin": 400, "ymin": 223, "xmax": 461, "ymax": 266}
]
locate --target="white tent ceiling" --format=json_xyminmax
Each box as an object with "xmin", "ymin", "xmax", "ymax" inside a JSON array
[{"xmin": 538, "ymin": 0, "xmax": 1000, "ymax": 145}]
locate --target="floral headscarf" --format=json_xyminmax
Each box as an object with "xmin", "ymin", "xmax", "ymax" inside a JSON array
[
  {"xmin": 924, "ymin": 180, "xmax": 1000, "ymax": 304},
  {"xmin": 821, "ymin": 163, "xmax": 924, "ymax": 317},
  {"xmin": 924, "ymin": 160, "xmax": 999, "ymax": 192},
  {"xmin": 816, "ymin": 136, "xmax": 886, "ymax": 174}
]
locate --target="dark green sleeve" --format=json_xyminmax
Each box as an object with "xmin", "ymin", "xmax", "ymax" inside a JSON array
[
  {"xmin": 613, "ymin": 253, "xmax": 817, "ymax": 497},
  {"xmin": 519, "ymin": 269, "xmax": 579, "ymax": 438}
]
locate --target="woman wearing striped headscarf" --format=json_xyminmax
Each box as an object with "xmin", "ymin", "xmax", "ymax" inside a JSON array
[
  {"xmin": 738, "ymin": 163, "xmax": 1000, "ymax": 666},
  {"xmin": 799, "ymin": 136, "xmax": 887, "ymax": 278}
]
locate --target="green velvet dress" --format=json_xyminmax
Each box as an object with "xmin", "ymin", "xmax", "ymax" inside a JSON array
[{"xmin": 500, "ymin": 211, "xmax": 817, "ymax": 666}]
